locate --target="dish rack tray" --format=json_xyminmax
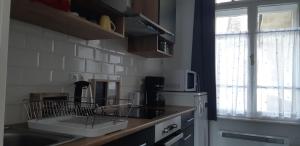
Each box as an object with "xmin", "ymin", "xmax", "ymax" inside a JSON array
[{"xmin": 23, "ymin": 99, "xmax": 132, "ymax": 137}]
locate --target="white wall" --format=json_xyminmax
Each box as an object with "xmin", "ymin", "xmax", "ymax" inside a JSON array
[
  {"xmin": 163, "ymin": 0, "xmax": 195, "ymax": 71},
  {"xmin": 0, "ymin": 0, "xmax": 11, "ymax": 145},
  {"xmin": 210, "ymin": 119, "xmax": 300, "ymax": 146},
  {"xmin": 5, "ymin": 20, "xmax": 163, "ymax": 124}
]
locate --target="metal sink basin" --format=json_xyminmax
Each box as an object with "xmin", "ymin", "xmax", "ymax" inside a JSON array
[{"xmin": 4, "ymin": 127, "xmax": 81, "ymax": 146}]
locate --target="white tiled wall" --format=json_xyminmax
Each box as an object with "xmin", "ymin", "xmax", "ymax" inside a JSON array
[{"xmin": 5, "ymin": 20, "xmax": 163, "ymax": 124}]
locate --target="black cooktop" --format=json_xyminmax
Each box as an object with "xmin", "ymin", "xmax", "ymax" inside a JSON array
[
  {"xmin": 127, "ymin": 107, "xmax": 165, "ymax": 119},
  {"xmin": 104, "ymin": 107, "xmax": 165, "ymax": 119}
]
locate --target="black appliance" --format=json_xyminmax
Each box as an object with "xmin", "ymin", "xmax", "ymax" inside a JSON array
[
  {"xmin": 110, "ymin": 107, "xmax": 165, "ymax": 119},
  {"xmin": 74, "ymin": 81, "xmax": 90, "ymax": 103},
  {"xmin": 144, "ymin": 76, "xmax": 165, "ymax": 107}
]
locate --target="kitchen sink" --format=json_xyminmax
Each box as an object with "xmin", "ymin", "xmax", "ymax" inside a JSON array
[{"xmin": 4, "ymin": 127, "xmax": 81, "ymax": 146}]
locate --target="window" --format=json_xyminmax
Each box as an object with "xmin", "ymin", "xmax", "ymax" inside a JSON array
[
  {"xmin": 216, "ymin": 1, "xmax": 300, "ymax": 122},
  {"xmin": 216, "ymin": 9, "xmax": 249, "ymax": 116}
]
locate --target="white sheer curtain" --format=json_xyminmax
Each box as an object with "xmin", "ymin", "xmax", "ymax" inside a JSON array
[
  {"xmin": 216, "ymin": 33, "xmax": 249, "ymax": 116},
  {"xmin": 256, "ymin": 29, "xmax": 300, "ymax": 120}
]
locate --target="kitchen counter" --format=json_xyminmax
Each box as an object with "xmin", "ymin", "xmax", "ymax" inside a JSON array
[{"xmin": 60, "ymin": 106, "xmax": 195, "ymax": 146}]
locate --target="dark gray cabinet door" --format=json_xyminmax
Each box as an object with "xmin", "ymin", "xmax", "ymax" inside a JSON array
[
  {"xmin": 181, "ymin": 111, "xmax": 194, "ymax": 130},
  {"xmin": 181, "ymin": 124, "xmax": 194, "ymax": 146},
  {"xmin": 103, "ymin": 126, "xmax": 155, "ymax": 146}
]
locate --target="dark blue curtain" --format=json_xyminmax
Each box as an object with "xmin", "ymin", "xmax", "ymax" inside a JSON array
[{"xmin": 191, "ymin": 0, "xmax": 216, "ymax": 120}]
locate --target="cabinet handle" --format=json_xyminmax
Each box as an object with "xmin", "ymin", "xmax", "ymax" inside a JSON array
[
  {"xmin": 184, "ymin": 134, "xmax": 192, "ymax": 141},
  {"xmin": 140, "ymin": 143, "xmax": 147, "ymax": 146},
  {"xmin": 187, "ymin": 118, "xmax": 194, "ymax": 123}
]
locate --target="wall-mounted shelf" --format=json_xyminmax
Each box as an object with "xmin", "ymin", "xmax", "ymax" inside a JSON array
[{"xmin": 10, "ymin": 0, "xmax": 125, "ymax": 40}]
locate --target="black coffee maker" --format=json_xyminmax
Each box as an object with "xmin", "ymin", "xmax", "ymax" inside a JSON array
[{"xmin": 144, "ymin": 76, "xmax": 165, "ymax": 107}]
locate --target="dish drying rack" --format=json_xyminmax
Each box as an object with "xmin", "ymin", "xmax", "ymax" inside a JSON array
[{"xmin": 23, "ymin": 97, "xmax": 132, "ymax": 137}]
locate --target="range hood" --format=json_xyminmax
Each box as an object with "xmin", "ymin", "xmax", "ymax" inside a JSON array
[
  {"xmin": 125, "ymin": 13, "xmax": 174, "ymax": 37},
  {"xmin": 100, "ymin": 0, "xmax": 175, "ymax": 42}
]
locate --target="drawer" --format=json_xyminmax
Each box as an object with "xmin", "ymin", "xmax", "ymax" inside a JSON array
[
  {"xmin": 181, "ymin": 111, "xmax": 194, "ymax": 130},
  {"xmin": 103, "ymin": 126, "xmax": 155, "ymax": 146}
]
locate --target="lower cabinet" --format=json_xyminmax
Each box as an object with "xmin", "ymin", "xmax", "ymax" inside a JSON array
[
  {"xmin": 103, "ymin": 126, "xmax": 155, "ymax": 146},
  {"xmin": 181, "ymin": 124, "xmax": 194, "ymax": 146}
]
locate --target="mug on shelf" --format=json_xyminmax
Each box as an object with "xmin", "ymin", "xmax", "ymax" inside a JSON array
[{"xmin": 99, "ymin": 15, "xmax": 116, "ymax": 32}]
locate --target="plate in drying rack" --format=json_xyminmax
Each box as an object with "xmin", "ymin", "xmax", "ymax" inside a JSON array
[
  {"xmin": 23, "ymin": 99, "xmax": 132, "ymax": 137},
  {"xmin": 28, "ymin": 116, "xmax": 128, "ymax": 137}
]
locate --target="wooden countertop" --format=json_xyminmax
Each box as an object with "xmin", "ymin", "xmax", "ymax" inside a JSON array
[{"xmin": 61, "ymin": 106, "xmax": 195, "ymax": 146}]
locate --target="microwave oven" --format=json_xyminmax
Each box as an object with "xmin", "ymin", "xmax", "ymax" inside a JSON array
[{"xmin": 164, "ymin": 70, "xmax": 197, "ymax": 92}]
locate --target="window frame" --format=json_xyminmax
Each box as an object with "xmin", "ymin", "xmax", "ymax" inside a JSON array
[{"xmin": 215, "ymin": 0, "xmax": 300, "ymax": 120}]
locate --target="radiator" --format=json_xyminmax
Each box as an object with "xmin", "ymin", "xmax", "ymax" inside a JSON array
[{"xmin": 219, "ymin": 130, "xmax": 289, "ymax": 146}]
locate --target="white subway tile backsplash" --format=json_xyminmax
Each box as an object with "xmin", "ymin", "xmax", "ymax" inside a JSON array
[
  {"xmin": 51, "ymin": 71, "xmax": 70, "ymax": 85},
  {"xmin": 64, "ymin": 57, "xmax": 85, "ymax": 72},
  {"xmin": 21, "ymin": 68, "xmax": 51, "ymax": 85},
  {"xmin": 122, "ymin": 75, "xmax": 142, "ymax": 88},
  {"xmin": 86, "ymin": 59, "xmax": 101, "ymax": 73},
  {"xmin": 76, "ymin": 45, "xmax": 94, "ymax": 59},
  {"xmin": 44, "ymin": 29, "xmax": 69, "ymax": 41},
  {"xmin": 26, "ymin": 35, "xmax": 53, "ymax": 52},
  {"xmin": 5, "ymin": 104, "xmax": 27, "ymax": 124},
  {"xmin": 123, "ymin": 56, "xmax": 135, "ymax": 66},
  {"xmin": 10, "ymin": 20, "xmax": 43, "ymax": 36},
  {"xmin": 6, "ymin": 67, "xmax": 23, "ymax": 85},
  {"xmin": 67, "ymin": 36, "xmax": 87, "ymax": 45},
  {"xmin": 95, "ymin": 49, "xmax": 108, "ymax": 62},
  {"xmin": 39, "ymin": 52, "xmax": 63, "ymax": 70},
  {"xmin": 80, "ymin": 73, "xmax": 94, "ymax": 81},
  {"xmin": 87, "ymin": 40, "xmax": 101, "ymax": 49},
  {"xmin": 115, "ymin": 65, "xmax": 125, "ymax": 75},
  {"xmin": 9, "ymin": 31, "xmax": 26, "ymax": 49},
  {"xmin": 6, "ymin": 20, "xmax": 163, "ymax": 124},
  {"xmin": 8, "ymin": 48, "xmax": 38, "ymax": 68},
  {"xmin": 109, "ymin": 75, "xmax": 121, "ymax": 81},
  {"xmin": 101, "ymin": 39, "xmax": 127, "ymax": 51},
  {"xmin": 102, "ymin": 63, "xmax": 115, "ymax": 74},
  {"xmin": 54, "ymin": 40, "xmax": 76, "ymax": 56},
  {"xmin": 6, "ymin": 86, "xmax": 36, "ymax": 104},
  {"xmin": 94, "ymin": 74, "xmax": 108, "ymax": 80},
  {"xmin": 109, "ymin": 54, "xmax": 122, "ymax": 64}
]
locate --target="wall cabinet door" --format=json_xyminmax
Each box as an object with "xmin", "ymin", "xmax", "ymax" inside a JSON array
[{"xmin": 131, "ymin": 0, "xmax": 159, "ymax": 23}]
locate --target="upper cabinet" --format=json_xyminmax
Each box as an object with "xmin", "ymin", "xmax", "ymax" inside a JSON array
[
  {"xmin": 10, "ymin": 0, "xmax": 125, "ymax": 40},
  {"xmin": 128, "ymin": 0, "xmax": 176, "ymax": 58},
  {"xmin": 10, "ymin": 0, "xmax": 176, "ymax": 58},
  {"xmin": 102, "ymin": 0, "xmax": 176, "ymax": 58}
]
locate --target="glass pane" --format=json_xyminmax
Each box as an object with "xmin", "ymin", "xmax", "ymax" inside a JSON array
[
  {"xmin": 216, "ymin": 0, "xmax": 232, "ymax": 4},
  {"xmin": 216, "ymin": 34, "xmax": 249, "ymax": 116},
  {"xmin": 256, "ymin": 30, "xmax": 300, "ymax": 119},
  {"xmin": 216, "ymin": 9, "xmax": 248, "ymax": 34},
  {"xmin": 258, "ymin": 4, "xmax": 298, "ymax": 31}
]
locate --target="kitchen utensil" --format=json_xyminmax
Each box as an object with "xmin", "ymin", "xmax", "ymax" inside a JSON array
[{"xmin": 99, "ymin": 15, "xmax": 116, "ymax": 32}]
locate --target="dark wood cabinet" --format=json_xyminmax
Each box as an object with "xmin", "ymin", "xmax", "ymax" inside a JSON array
[
  {"xmin": 128, "ymin": 0, "xmax": 175, "ymax": 58},
  {"xmin": 131, "ymin": 0, "xmax": 159, "ymax": 23},
  {"xmin": 128, "ymin": 35, "xmax": 173, "ymax": 58},
  {"xmin": 103, "ymin": 126, "xmax": 155, "ymax": 146}
]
